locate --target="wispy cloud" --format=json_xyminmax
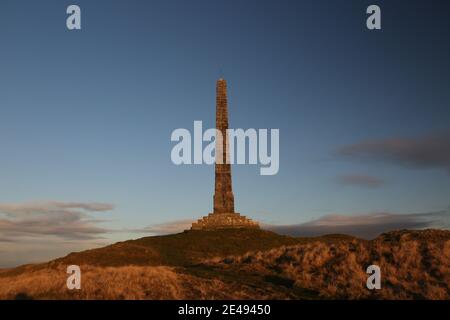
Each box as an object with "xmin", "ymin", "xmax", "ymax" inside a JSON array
[
  {"xmin": 131, "ymin": 219, "xmax": 194, "ymax": 235},
  {"xmin": 336, "ymin": 174, "xmax": 384, "ymax": 188},
  {"xmin": 336, "ymin": 131, "xmax": 450, "ymax": 172},
  {"xmin": 265, "ymin": 210, "xmax": 450, "ymax": 239},
  {"xmin": 0, "ymin": 201, "xmax": 114, "ymax": 240},
  {"xmin": 0, "ymin": 201, "xmax": 116, "ymax": 267},
  {"xmin": 0, "ymin": 201, "xmax": 114, "ymax": 218}
]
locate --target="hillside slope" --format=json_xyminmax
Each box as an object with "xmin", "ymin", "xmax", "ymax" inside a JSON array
[
  {"xmin": 0, "ymin": 229, "xmax": 448, "ymax": 299},
  {"xmin": 54, "ymin": 229, "xmax": 306, "ymax": 267},
  {"xmin": 199, "ymin": 229, "xmax": 450, "ymax": 299}
]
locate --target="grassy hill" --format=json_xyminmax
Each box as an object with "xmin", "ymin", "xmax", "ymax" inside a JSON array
[
  {"xmin": 0, "ymin": 228, "xmax": 448, "ymax": 299},
  {"xmin": 52, "ymin": 229, "xmax": 308, "ymax": 267}
]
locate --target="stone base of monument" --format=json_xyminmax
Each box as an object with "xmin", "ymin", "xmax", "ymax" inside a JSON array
[{"xmin": 191, "ymin": 212, "xmax": 260, "ymax": 230}]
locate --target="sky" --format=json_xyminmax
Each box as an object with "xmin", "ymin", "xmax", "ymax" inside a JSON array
[{"xmin": 1, "ymin": 0, "xmax": 450, "ymax": 267}]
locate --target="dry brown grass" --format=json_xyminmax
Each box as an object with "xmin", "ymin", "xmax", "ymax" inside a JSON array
[
  {"xmin": 204, "ymin": 230, "xmax": 450, "ymax": 299},
  {"xmin": 0, "ymin": 264, "xmax": 292, "ymax": 300},
  {"xmin": 1, "ymin": 229, "xmax": 448, "ymax": 300}
]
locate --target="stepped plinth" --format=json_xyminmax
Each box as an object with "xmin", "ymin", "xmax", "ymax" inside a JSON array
[{"xmin": 191, "ymin": 212, "xmax": 259, "ymax": 230}]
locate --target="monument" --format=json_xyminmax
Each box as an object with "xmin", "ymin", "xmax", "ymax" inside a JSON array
[{"xmin": 191, "ymin": 78, "xmax": 260, "ymax": 230}]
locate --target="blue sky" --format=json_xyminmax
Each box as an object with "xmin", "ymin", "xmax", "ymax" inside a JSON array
[{"xmin": 1, "ymin": 0, "xmax": 450, "ymax": 267}]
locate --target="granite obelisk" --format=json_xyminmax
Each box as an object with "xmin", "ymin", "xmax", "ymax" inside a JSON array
[
  {"xmin": 191, "ymin": 79, "xmax": 259, "ymax": 230},
  {"xmin": 213, "ymin": 78, "xmax": 235, "ymax": 214}
]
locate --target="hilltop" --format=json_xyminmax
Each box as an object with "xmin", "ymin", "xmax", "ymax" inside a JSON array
[
  {"xmin": 54, "ymin": 229, "xmax": 305, "ymax": 267},
  {"xmin": 0, "ymin": 229, "xmax": 448, "ymax": 299}
]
